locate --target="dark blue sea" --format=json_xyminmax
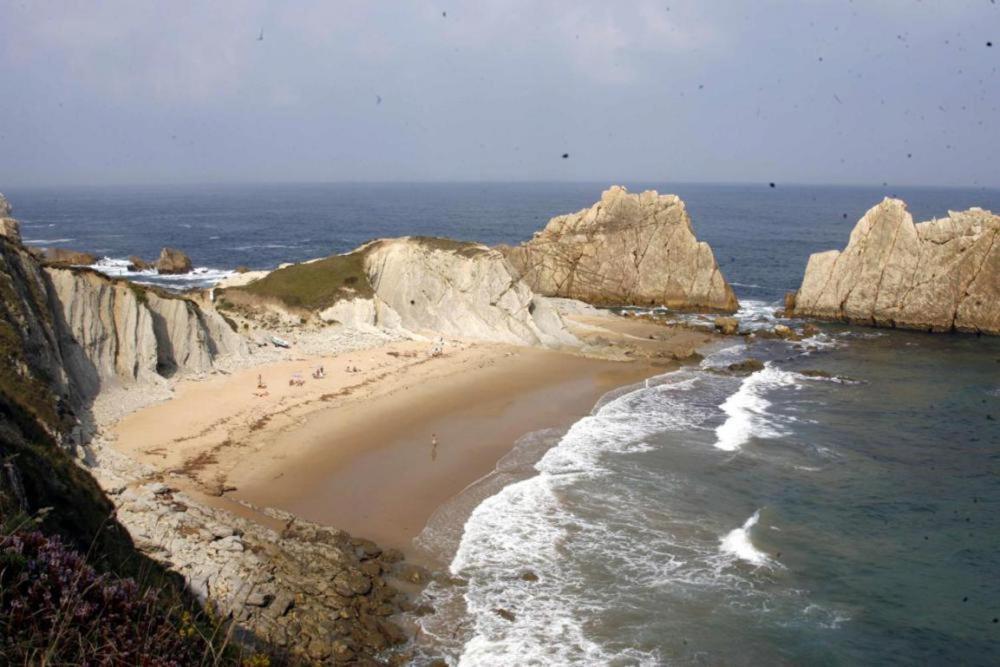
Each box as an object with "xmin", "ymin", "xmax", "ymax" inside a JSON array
[{"xmin": 6, "ymin": 183, "xmax": 999, "ymax": 665}]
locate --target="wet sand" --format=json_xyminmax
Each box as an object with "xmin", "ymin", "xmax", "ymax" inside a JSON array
[
  {"xmin": 109, "ymin": 317, "xmax": 715, "ymax": 560},
  {"xmin": 233, "ymin": 349, "xmax": 658, "ymax": 553}
]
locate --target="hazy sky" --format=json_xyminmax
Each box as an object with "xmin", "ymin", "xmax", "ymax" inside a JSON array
[{"xmin": 0, "ymin": 1, "xmax": 997, "ymax": 187}]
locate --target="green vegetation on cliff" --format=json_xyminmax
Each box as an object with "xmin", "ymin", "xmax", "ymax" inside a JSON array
[{"xmin": 222, "ymin": 248, "xmax": 375, "ymax": 311}]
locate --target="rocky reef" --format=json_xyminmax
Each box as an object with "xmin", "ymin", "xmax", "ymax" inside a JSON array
[
  {"xmin": 792, "ymin": 198, "xmax": 999, "ymax": 335},
  {"xmin": 501, "ymin": 185, "xmax": 738, "ymax": 312},
  {"xmin": 220, "ymin": 236, "xmax": 578, "ymax": 347}
]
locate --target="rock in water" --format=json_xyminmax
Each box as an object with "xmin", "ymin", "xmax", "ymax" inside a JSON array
[
  {"xmin": 793, "ymin": 198, "xmax": 999, "ymax": 335},
  {"xmin": 127, "ymin": 255, "xmax": 151, "ymax": 271},
  {"xmin": 714, "ymin": 316, "xmax": 740, "ymax": 335},
  {"xmin": 154, "ymin": 247, "xmax": 193, "ymax": 274},
  {"xmin": 501, "ymin": 186, "xmax": 738, "ymax": 312}
]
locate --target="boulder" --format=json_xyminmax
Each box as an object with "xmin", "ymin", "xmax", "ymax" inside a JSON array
[
  {"xmin": 727, "ymin": 358, "xmax": 765, "ymax": 373},
  {"xmin": 127, "ymin": 255, "xmax": 152, "ymax": 271},
  {"xmin": 793, "ymin": 199, "xmax": 999, "ymax": 335},
  {"xmin": 501, "ymin": 186, "xmax": 738, "ymax": 312},
  {"xmin": 154, "ymin": 247, "xmax": 193, "ymax": 274},
  {"xmin": 43, "ymin": 247, "xmax": 97, "ymax": 265},
  {"xmin": 714, "ymin": 316, "xmax": 740, "ymax": 335},
  {"xmin": 773, "ymin": 324, "xmax": 794, "ymax": 339}
]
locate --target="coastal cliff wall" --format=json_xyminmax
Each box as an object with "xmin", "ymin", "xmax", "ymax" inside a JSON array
[
  {"xmin": 501, "ymin": 185, "xmax": 739, "ymax": 312},
  {"xmin": 45, "ymin": 268, "xmax": 247, "ymax": 402},
  {"xmin": 221, "ymin": 236, "xmax": 579, "ymax": 347},
  {"xmin": 792, "ymin": 198, "xmax": 999, "ymax": 335},
  {"xmin": 0, "ymin": 198, "xmax": 247, "ymax": 428}
]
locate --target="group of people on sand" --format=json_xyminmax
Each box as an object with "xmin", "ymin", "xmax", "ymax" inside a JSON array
[{"xmin": 253, "ymin": 365, "xmax": 327, "ymax": 396}]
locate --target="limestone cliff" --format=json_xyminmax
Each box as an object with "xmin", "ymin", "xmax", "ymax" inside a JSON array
[
  {"xmin": 792, "ymin": 198, "xmax": 999, "ymax": 335},
  {"xmin": 500, "ymin": 186, "xmax": 739, "ymax": 312},
  {"xmin": 46, "ymin": 268, "xmax": 247, "ymax": 402},
  {"xmin": 221, "ymin": 236, "xmax": 579, "ymax": 347},
  {"xmin": 0, "ymin": 198, "xmax": 247, "ymax": 431}
]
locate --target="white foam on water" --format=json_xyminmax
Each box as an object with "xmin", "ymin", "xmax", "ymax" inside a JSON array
[
  {"xmin": 719, "ymin": 510, "xmax": 773, "ymax": 567},
  {"xmin": 24, "ymin": 237, "xmax": 74, "ymax": 244},
  {"xmin": 445, "ymin": 378, "xmax": 703, "ymax": 666},
  {"xmin": 714, "ymin": 364, "xmax": 800, "ymax": 451},
  {"xmin": 88, "ymin": 257, "xmax": 234, "ymax": 290}
]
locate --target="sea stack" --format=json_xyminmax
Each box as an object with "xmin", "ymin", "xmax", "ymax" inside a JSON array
[
  {"xmin": 792, "ymin": 198, "xmax": 999, "ymax": 335},
  {"xmin": 500, "ymin": 186, "xmax": 738, "ymax": 312}
]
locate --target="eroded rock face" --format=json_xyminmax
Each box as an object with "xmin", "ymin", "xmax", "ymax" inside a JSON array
[
  {"xmin": 0, "ymin": 194, "xmax": 19, "ymax": 242},
  {"xmin": 354, "ymin": 237, "xmax": 578, "ymax": 347},
  {"xmin": 155, "ymin": 247, "xmax": 193, "ymax": 274},
  {"xmin": 793, "ymin": 198, "xmax": 999, "ymax": 335},
  {"xmin": 46, "ymin": 268, "xmax": 247, "ymax": 399},
  {"xmin": 501, "ymin": 186, "xmax": 738, "ymax": 312},
  {"xmin": 229, "ymin": 236, "xmax": 580, "ymax": 347}
]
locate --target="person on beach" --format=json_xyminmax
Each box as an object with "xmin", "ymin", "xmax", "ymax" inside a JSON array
[
  {"xmin": 257, "ymin": 374, "xmax": 266, "ymax": 389},
  {"xmin": 431, "ymin": 433, "xmax": 438, "ymax": 461}
]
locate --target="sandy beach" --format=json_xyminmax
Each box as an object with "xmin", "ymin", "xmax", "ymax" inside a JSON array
[{"xmin": 110, "ymin": 318, "xmax": 713, "ymax": 558}]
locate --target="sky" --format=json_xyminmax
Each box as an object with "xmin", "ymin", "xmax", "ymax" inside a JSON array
[{"xmin": 0, "ymin": 0, "xmax": 997, "ymax": 188}]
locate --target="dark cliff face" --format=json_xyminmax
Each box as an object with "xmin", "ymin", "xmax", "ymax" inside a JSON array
[{"xmin": 0, "ymin": 234, "xmax": 137, "ymax": 565}]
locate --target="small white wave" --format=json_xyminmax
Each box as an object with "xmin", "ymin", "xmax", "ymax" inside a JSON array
[
  {"xmin": 88, "ymin": 257, "xmax": 234, "ymax": 290},
  {"xmin": 719, "ymin": 510, "xmax": 773, "ymax": 566},
  {"xmin": 714, "ymin": 364, "xmax": 800, "ymax": 451},
  {"xmin": 24, "ymin": 238, "xmax": 74, "ymax": 244}
]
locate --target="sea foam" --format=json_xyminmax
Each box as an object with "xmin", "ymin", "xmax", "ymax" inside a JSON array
[
  {"xmin": 719, "ymin": 510, "xmax": 773, "ymax": 566},
  {"xmin": 714, "ymin": 364, "xmax": 800, "ymax": 451}
]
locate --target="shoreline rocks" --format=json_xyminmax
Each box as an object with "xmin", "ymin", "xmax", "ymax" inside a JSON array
[
  {"xmin": 91, "ymin": 440, "xmax": 412, "ymax": 664},
  {"xmin": 792, "ymin": 198, "xmax": 999, "ymax": 335},
  {"xmin": 155, "ymin": 247, "xmax": 193, "ymax": 274},
  {"xmin": 42, "ymin": 247, "xmax": 98, "ymax": 266},
  {"xmin": 501, "ymin": 186, "xmax": 738, "ymax": 312}
]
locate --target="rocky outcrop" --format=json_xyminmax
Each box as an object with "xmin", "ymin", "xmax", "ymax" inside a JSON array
[
  {"xmin": 127, "ymin": 255, "xmax": 151, "ymax": 271},
  {"xmin": 0, "ymin": 194, "xmax": 19, "ymax": 241},
  {"xmin": 501, "ymin": 186, "xmax": 738, "ymax": 312},
  {"xmin": 0, "ymin": 202, "xmax": 248, "ymax": 431},
  {"xmin": 43, "ymin": 248, "xmax": 98, "ymax": 266},
  {"xmin": 46, "ymin": 267, "xmax": 247, "ymax": 401},
  {"xmin": 223, "ymin": 236, "xmax": 579, "ymax": 347},
  {"xmin": 793, "ymin": 198, "xmax": 999, "ymax": 334},
  {"xmin": 90, "ymin": 455, "xmax": 411, "ymax": 664},
  {"xmin": 155, "ymin": 247, "xmax": 192, "ymax": 274}
]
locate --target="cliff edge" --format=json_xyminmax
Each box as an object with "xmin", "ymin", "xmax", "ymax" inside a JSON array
[
  {"xmin": 500, "ymin": 186, "xmax": 739, "ymax": 312},
  {"xmin": 219, "ymin": 236, "xmax": 578, "ymax": 347},
  {"xmin": 792, "ymin": 198, "xmax": 999, "ymax": 335}
]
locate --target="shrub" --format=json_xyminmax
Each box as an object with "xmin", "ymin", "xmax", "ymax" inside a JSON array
[{"xmin": 0, "ymin": 519, "xmax": 224, "ymax": 665}]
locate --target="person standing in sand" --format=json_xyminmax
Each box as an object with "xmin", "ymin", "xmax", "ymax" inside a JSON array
[{"xmin": 431, "ymin": 433, "xmax": 438, "ymax": 461}]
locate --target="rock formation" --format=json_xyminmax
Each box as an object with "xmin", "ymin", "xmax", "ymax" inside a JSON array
[
  {"xmin": 128, "ymin": 255, "xmax": 151, "ymax": 271},
  {"xmin": 46, "ymin": 267, "xmax": 247, "ymax": 402},
  {"xmin": 501, "ymin": 186, "xmax": 738, "ymax": 312},
  {"xmin": 792, "ymin": 198, "xmax": 999, "ymax": 335},
  {"xmin": 42, "ymin": 247, "xmax": 98, "ymax": 265},
  {"xmin": 0, "ymin": 194, "xmax": 19, "ymax": 241},
  {"xmin": 155, "ymin": 247, "xmax": 193, "ymax": 274},
  {"xmin": 221, "ymin": 236, "xmax": 579, "ymax": 347},
  {"xmin": 0, "ymin": 215, "xmax": 247, "ymax": 429}
]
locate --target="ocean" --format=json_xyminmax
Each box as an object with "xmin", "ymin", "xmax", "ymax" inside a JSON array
[{"xmin": 7, "ymin": 182, "xmax": 999, "ymax": 665}]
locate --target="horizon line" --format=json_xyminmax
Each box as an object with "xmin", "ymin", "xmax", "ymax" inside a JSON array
[{"xmin": 4, "ymin": 178, "xmax": 999, "ymax": 192}]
